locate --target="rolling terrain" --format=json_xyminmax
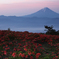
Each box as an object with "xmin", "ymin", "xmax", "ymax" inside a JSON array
[{"xmin": 0, "ymin": 7, "xmax": 59, "ymax": 33}]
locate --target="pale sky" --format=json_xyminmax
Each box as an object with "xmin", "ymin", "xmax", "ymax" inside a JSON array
[
  {"xmin": 0, "ymin": 0, "xmax": 59, "ymax": 4},
  {"xmin": 0, "ymin": 0, "xmax": 59, "ymax": 16}
]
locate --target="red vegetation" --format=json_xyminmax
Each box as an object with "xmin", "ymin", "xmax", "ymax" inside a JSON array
[{"xmin": 0, "ymin": 30, "xmax": 59, "ymax": 59}]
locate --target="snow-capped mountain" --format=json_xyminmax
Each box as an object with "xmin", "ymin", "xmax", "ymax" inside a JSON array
[{"xmin": 24, "ymin": 7, "xmax": 59, "ymax": 18}]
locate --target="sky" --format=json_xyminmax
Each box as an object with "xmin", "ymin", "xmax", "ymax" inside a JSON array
[{"xmin": 0, "ymin": 0, "xmax": 59, "ymax": 16}]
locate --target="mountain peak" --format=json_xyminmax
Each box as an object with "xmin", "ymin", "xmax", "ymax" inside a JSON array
[
  {"xmin": 24, "ymin": 7, "xmax": 59, "ymax": 18},
  {"xmin": 42, "ymin": 7, "xmax": 50, "ymax": 12},
  {"xmin": 43, "ymin": 7, "xmax": 49, "ymax": 9}
]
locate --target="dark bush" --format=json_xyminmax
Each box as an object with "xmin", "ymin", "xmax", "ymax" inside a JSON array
[{"xmin": 44, "ymin": 25, "xmax": 59, "ymax": 35}]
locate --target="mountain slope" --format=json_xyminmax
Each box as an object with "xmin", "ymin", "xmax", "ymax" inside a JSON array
[{"xmin": 24, "ymin": 7, "xmax": 59, "ymax": 18}]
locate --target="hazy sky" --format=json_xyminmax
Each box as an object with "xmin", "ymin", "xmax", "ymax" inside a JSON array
[
  {"xmin": 0, "ymin": 0, "xmax": 59, "ymax": 16},
  {"xmin": 0, "ymin": 0, "xmax": 59, "ymax": 4}
]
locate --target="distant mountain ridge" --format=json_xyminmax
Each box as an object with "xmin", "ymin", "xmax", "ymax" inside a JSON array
[
  {"xmin": 0, "ymin": 7, "xmax": 59, "ymax": 18},
  {"xmin": 24, "ymin": 7, "xmax": 59, "ymax": 18},
  {"xmin": 0, "ymin": 8, "xmax": 59, "ymax": 32}
]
